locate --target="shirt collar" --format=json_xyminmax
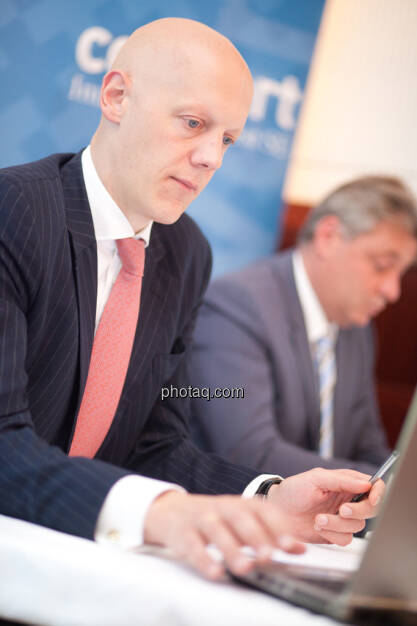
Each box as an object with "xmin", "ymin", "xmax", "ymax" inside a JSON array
[
  {"xmin": 292, "ymin": 249, "xmax": 337, "ymax": 343},
  {"xmin": 81, "ymin": 145, "xmax": 153, "ymax": 246}
]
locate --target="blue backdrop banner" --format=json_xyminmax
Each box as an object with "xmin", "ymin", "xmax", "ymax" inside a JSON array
[{"xmin": 0, "ymin": 0, "xmax": 325, "ymax": 275}]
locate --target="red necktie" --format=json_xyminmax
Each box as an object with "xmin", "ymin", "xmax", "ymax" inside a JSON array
[{"xmin": 69, "ymin": 238, "xmax": 145, "ymax": 458}]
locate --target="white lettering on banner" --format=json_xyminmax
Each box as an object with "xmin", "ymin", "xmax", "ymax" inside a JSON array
[
  {"xmin": 239, "ymin": 127, "xmax": 289, "ymax": 158},
  {"xmin": 249, "ymin": 75, "xmax": 302, "ymax": 130},
  {"xmin": 75, "ymin": 26, "xmax": 127, "ymax": 74},
  {"xmin": 68, "ymin": 73, "xmax": 100, "ymax": 106}
]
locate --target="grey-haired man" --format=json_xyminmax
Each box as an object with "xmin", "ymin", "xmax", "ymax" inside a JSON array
[{"xmin": 190, "ymin": 176, "xmax": 417, "ymax": 476}]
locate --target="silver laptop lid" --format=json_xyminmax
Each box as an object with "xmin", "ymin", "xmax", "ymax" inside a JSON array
[{"xmin": 347, "ymin": 388, "xmax": 417, "ymax": 612}]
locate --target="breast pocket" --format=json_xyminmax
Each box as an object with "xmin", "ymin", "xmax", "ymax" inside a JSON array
[{"xmin": 153, "ymin": 338, "xmax": 187, "ymax": 385}]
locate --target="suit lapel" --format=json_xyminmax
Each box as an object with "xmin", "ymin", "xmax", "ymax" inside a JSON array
[
  {"xmin": 125, "ymin": 225, "xmax": 171, "ymax": 384},
  {"xmin": 274, "ymin": 253, "xmax": 320, "ymax": 448},
  {"xmin": 333, "ymin": 329, "xmax": 353, "ymax": 454},
  {"xmin": 61, "ymin": 152, "xmax": 98, "ymax": 418}
]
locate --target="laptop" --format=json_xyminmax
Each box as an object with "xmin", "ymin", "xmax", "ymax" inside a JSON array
[{"xmin": 229, "ymin": 389, "xmax": 417, "ymax": 625}]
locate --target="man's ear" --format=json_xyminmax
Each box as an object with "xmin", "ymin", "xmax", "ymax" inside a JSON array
[
  {"xmin": 100, "ymin": 70, "xmax": 130, "ymax": 124},
  {"xmin": 313, "ymin": 215, "xmax": 343, "ymax": 258}
]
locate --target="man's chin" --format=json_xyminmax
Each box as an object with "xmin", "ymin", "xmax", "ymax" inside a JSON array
[
  {"xmin": 155, "ymin": 213, "xmax": 185, "ymax": 226},
  {"xmin": 352, "ymin": 309, "xmax": 374, "ymax": 326},
  {"xmin": 339, "ymin": 312, "xmax": 370, "ymax": 328},
  {"xmin": 153, "ymin": 205, "xmax": 188, "ymax": 225}
]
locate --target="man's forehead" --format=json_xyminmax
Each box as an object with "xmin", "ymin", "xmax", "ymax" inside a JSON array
[
  {"xmin": 129, "ymin": 32, "xmax": 248, "ymax": 79},
  {"xmin": 127, "ymin": 34, "xmax": 252, "ymax": 104},
  {"xmin": 354, "ymin": 220, "xmax": 417, "ymax": 257}
]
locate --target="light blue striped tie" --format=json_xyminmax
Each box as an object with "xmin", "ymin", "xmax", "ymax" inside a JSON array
[{"xmin": 315, "ymin": 336, "xmax": 336, "ymax": 458}]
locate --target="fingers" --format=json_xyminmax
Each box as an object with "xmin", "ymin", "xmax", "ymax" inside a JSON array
[
  {"xmin": 309, "ymin": 468, "xmax": 371, "ymax": 495},
  {"xmin": 314, "ymin": 513, "xmax": 365, "ymax": 535},
  {"xmin": 315, "ymin": 530, "xmax": 354, "ymax": 547},
  {"xmin": 367, "ymin": 478, "xmax": 385, "ymax": 507},
  {"xmin": 277, "ymin": 535, "xmax": 306, "ymax": 554},
  {"xmin": 310, "ymin": 474, "xmax": 385, "ymax": 545},
  {"xmin": 176, "ymin": 528, "xmax": 224, "ymax": 580},
  {"xmin": 334, "ymin": 469, "xmax": 372, "ymax": 481},
  {"xmin": 248, "ymin": 500, "xmax": 306, "ymax": 556},
  {"xmin": 249, "ymin": 499, "xmax": 305, "ymax": 554},
  {"xmin": 196, "ymin": 499, "xmax": 305, "ymax": 578},
  {"xmin": 337, "ymin": 478, "xmax": 385, "ymax": 521},
  {"xmin": 313, "ymin": 512, "xmax": 365, "ymax": 545},
  {"xmin": 198, "ymin": 510, "xmax": 261, "ymax": 575},
  {"xmin": 146, "ymin": 492, "xmax": 305, "ymax": 581}
]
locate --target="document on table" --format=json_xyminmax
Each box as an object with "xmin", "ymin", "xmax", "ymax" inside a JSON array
[
  {"xmin": 269, "ymin": 537, "xmax": 367, "ymax": 573},
  {"xmin": 200, "ymin": 536, "xmax": 368, "ymax": 576}
]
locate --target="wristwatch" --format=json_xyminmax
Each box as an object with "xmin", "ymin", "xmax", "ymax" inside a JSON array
[{"xmin": 255, "ymin": 477, "xmax": 283, "ymax": 499}]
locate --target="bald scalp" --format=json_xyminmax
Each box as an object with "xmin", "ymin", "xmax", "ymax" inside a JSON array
[{"xmin": 110, "ymin": 17, "xmax": 252, "ymax": 93}]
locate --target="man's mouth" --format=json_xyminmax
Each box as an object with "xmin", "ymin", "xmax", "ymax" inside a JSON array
[{"xmin": 170, "ymin": 176, "xmax": 197, "ymax": 192}]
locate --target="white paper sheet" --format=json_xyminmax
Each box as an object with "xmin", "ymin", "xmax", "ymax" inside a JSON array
[{"xmin": 270, "ymin": 537, "xmax": 367, "ymax": 572}]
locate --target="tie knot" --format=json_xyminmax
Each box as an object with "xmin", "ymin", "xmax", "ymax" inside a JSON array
[{"xmin": 116, "ymin": 238, "xmax": 145, "ymax": 276}]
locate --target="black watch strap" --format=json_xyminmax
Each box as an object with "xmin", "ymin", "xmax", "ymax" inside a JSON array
[{"xmin": 255, "ymin": 477, "xmax": 283, "ymax": 498}]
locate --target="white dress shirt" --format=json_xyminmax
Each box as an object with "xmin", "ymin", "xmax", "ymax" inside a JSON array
[
  {"xmin": 292, "ymin": 250, "xmax": 338, "ymax": 348},
  {"xmin": 292, "ymin": 250, "xmax": 338, "ymax": 457},
  {"xmin": 293, "ymin": 248, "xmax": 337, "ymax": 392},
  {"xmin": 81, "ymin": 146, "xmax": 273, "ymax": 548}
]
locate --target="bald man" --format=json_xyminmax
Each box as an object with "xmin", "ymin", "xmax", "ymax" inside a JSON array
[{"xmin": 0, "ymin": 18, "xmax": 382, "ymax": 580}]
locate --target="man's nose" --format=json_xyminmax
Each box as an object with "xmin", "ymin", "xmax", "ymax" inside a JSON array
[
  {"xmin": 380, "ymin": 272, "xmax": 401, "ymax": 304},
  {"xmin": 190, "ymin": 136, "xmax": 224, "ymax": 171}
]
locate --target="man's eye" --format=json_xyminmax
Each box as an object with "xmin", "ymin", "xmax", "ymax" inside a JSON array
[
  {"xmin": 223, "ymin": 136, "xmax": 234, "ymax": 146},
  {"xmin": 372, "ymin": 259, "xmax": 393, "ymax": 272},
  {"xmin": 186, "ymin": 119, "xmax": 201, "ymax": 129}
]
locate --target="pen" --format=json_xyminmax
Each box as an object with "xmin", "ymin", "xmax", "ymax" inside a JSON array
[{"xmin": 350, "ymin": 450, "xmax": 399, "ymax": 503}]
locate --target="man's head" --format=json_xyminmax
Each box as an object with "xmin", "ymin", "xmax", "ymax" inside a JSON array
[
  {"xmin": 298, "ymin": 176, "xmax": 417, "ymax": 327},
  {"xmin": 91, "ymin": 18, "xmax": 253, "ymax": 232}
]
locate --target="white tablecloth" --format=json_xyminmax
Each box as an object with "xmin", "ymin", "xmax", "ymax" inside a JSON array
[{"xmin": 0, "ymin": 514, "xmax": 349, "ymax": 626}]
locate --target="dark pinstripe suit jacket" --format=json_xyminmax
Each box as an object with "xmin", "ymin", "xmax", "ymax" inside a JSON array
[{"xmin": 0, "ymin": 151, "xmax": 257, "ymax": 539}]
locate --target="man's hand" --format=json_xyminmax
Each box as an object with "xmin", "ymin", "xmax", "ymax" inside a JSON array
[
  {"xmin": 144, "ymin": 491, "xmax": 305, "ymax": 580},
  {"xmin": 268, "ymin": 468, "xmax": 385, "ymax": 545}
]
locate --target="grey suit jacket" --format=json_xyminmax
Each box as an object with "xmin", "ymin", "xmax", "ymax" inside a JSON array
[{"xmin": 190, "ymin": 250, "xmax": 390, "ymax": 477}]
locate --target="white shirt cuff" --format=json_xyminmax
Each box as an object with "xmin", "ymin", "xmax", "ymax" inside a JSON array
[
  {"xmin": 242, "ymin": 474, "xmax": 283, "ymax": 499},
  {"xmin": 94, "ymin": 475, "xmax": 185, "ymax": 549}
]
